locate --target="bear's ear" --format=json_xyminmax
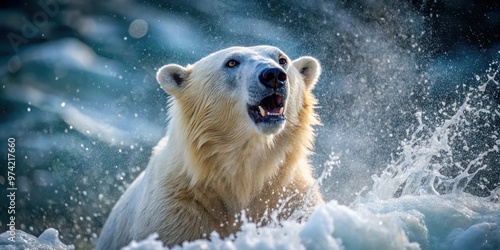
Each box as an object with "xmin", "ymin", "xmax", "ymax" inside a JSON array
[
  {"xmin": 293, "ymin": 56, "xmax": 321, "ymax": 89},
  {"xmin": 156, "ymin": 64, "xmax": 189, "ymax": 96}
]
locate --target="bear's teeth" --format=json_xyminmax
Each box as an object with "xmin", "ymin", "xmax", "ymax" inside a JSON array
[
  {"xmin": 258, "ymin": 106, "xmax": 267, "ymax": 117},
  {"xmin": 279, "ymin": 107, "xmax": 284, "ymax": 115}
]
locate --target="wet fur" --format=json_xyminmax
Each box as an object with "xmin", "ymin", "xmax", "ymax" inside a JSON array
[{"xmin": 97, "ymin": 46, "xmax": 323, "ymax": 249}]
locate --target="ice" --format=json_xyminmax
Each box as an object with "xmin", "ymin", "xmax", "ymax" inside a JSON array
[
  {"xmin": 445, "ymin": 223, "xmax": 500, "ymax": 250},
  {"xmin": 122, "ymin": 234, "xmax": 164, "ymax": 250},
  {"xmin": 354, "ymin": 194, "xmax": 500, "ymax": 250},
  {"xmin": 0, "ymin": 228, "xmax": 74, "ymax": 250}
]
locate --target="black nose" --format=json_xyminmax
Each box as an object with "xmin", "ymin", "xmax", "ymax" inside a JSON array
[{"xmin": 259, "ymin": 68, "xmax": 287, "ymax": 89}]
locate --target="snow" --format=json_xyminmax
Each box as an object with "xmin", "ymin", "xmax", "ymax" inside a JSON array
[{"xmin": 0, "ymin": 228, "xmax": 74, "ymax": 250}]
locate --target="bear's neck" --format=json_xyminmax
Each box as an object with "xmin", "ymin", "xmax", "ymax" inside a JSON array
[
  {"xmin": 193, "ymin": 131, "xmax": 288, "ymax": 207},
  {"xmin": 153, "ymin": 94, "xmax": 317, "ymax": 210},
  {"xmin": 156, "ymin": 120, "xmax": 298, "ymax": 210}
]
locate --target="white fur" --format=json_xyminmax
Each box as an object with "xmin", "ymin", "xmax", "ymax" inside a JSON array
[{"xmin": 96, "ymin": 46, "xmax": 323, "ymax": 249}]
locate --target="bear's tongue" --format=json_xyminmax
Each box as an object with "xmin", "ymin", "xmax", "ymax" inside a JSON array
[{"xmin": 258, "ymin": 94, "xmax": 284, "ymax": 117}]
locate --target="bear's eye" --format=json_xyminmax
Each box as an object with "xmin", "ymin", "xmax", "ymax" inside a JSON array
[
  {"xmin": 225, "ymin": 59, "xmax": 240, "ymax": 68},
  {"xmin": 278, "ymin": 58, "xmax": 287, "ymax": 65}
]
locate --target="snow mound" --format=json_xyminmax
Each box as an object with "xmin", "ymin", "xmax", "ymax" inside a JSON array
[{"xmin": 0, "ymin": 228, "xmax": 74, "ymax": 250}]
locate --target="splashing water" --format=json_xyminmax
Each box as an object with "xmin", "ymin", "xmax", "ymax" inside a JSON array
[{"xmin": 369, "ymin": 63, "xmax": 500, "ymax": 200}]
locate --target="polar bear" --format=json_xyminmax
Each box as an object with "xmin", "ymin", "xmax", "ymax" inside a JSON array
[{"xmin": 96, "ymin": 46, "xmax": 323, "ymax": 249}]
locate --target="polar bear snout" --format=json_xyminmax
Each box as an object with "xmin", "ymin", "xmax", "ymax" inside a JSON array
[{"xmin": 259, "ymin": 67, "xmax": 287, "ymax": 90}]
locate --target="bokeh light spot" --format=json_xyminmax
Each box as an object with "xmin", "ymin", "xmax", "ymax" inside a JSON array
[{"xmin": 128, "ymin": 19, "xmax": 148, "ymax": 39}]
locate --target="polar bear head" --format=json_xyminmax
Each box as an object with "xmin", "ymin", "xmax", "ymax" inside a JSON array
[{"xmin": 156, "ymin": 46, "xmax": 321, "ymax": 137}]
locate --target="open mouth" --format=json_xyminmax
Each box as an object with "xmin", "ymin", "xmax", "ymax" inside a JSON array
[{"xmin": 248, "ymin": 93, "xmax": 285, "ymax": 124}]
